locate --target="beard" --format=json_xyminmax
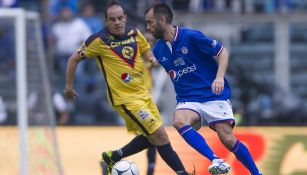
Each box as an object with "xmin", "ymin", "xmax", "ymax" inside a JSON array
[{"xmin": 153, "ymin": 27, "xmax": 164, "ymax": 39}]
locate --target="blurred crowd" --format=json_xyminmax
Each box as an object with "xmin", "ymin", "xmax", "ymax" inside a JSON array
[
  {"xmin": 0, "ymin": 0, "xmax": 307, "ymax": 126},
  {"xmin": 159, "ymin": 0, "xmax": 305, "ymax": 14}
]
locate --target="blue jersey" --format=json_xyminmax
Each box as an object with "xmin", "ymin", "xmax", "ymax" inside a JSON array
[{"xmin": 153, "ymin": 26, "xmax": 231, "ymax": 103}]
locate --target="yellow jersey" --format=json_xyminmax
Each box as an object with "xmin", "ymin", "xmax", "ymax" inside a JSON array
[
  {"xmin": 77, "ymin": 27, "xmax": 152, "ymax": 105},
  {"xmin": 142, "ymin": 61, "xmax": 153, "ymax": 92}
]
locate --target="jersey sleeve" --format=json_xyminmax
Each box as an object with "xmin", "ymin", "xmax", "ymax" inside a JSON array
[
  {"xmin": 77, "ymin": 33, "xmax": 100, "ymax": 59},
  {"xmin": 136, "ymin": 29, "xmax": 151, "ymax": 55},
  {"xmin": 189, "ymin": 30, "xmax": 223, "ymax": 56}
]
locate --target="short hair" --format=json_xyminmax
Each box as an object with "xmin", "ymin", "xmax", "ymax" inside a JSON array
[
  {"xmin": 104, "ymin": 1, "xmax": 126, "ymax": 19},
  {"xmin": 151, "ymin": 3, "xmax": 173, "ymax": 24}
]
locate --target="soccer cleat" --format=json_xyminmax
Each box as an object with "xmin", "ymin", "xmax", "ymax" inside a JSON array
[
  {"xmin": 100, "ymin": 160, "xmax": 109, "ymax": 175},
  {"xmin": 208, "ymin": 159, "xmax": 231, "ymax": 175},
  {"xmin": 102, "ymin": 151, "xmax": 117, "ymax": 174}
]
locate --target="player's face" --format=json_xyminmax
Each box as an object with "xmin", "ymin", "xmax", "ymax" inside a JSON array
[
  {"xmin": 106, "ymin": 5, "xmax": 127, "ymax": 36},
  {"xmin": 145, "ymin": 9, "xmax": 164, "ymax": 39}
]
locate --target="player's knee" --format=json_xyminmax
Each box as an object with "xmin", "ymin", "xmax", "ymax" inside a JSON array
[
  {"xmin": 172, "ymin": 117, "xmax": 187, "ymax": 130},
  {"xmin": 220, "ymin": 135, "xmax": 236, "ymax": 149},
  {"xmin": 173, "ymin": 110, "xmax": 198, "ymax": 130},
  {"xmin": 149, "ymin": 127, "xmax": 170, "ymax": 145}
]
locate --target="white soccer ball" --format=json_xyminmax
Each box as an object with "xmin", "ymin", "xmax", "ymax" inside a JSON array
[{"xmin": 111, "ymin": 160, "xmax": 139, "ymax": 175}]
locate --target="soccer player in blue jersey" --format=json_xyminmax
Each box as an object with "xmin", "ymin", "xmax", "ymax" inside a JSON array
[{"xmin": 145, "ymin": 3, "xmax": 262, "ymax": 175}]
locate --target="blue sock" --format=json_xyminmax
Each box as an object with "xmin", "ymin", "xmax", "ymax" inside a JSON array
[
  {"xmin": 231, "ymin": 140, "xmax": 261, "ymax": 175},
  {"xmin": 178, "ymin": 125, "xmax": 217, "ymax": 161}
]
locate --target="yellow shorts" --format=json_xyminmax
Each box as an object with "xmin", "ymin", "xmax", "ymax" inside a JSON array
[{"xmin": 113, "ymin": 97, "xmax": 162, "ymax": 136}]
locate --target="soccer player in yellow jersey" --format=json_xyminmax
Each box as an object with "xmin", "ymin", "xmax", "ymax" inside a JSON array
[{"xmin": 64, "ymin": 1, "xmax": 192, "ymax": 175}]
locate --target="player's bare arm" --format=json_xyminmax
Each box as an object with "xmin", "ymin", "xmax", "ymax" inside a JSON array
[
  {"xmin": 212, "ymin": 47, "xmax": 229, "ymax": 95},
  {"xmin": 64, "ymin": 52, "xmax": 82, "ymax": 100},
  {"xmin": 142, "ymin": 49, "xmax": 159, "ymax": 67}
]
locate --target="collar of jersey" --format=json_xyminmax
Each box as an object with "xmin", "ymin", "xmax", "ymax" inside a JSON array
[
  {"xmin": 161, "ymin": 26, "xmax": 179, "ymax": 44},
  {"xmin": 173, "ymin": 26, "xmax": 179, "ymax": 42}
]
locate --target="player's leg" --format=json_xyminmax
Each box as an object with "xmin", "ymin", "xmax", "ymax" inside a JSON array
[
  {"xmin": 101, "ymin": 132, "xmax": 191, "ymax": 175},
  {"xmin": 215, "ymin": 122, "xmax": 262, "ymax": 175},
  {"xmin": 206, "ymin": 100, "xmax": 262, "ymax": 175},
  {"xmin": 145, "ymin": 98, "xmax": 191, "ymax": 175},
  {"xmin": 101, "ymin": 134, "xmax": 152, "ymax": 170},
  {"xmin": 109, "ymin": 136, "xmax": 156, "ymax": 175},
  {"xmin": 102, "ymin": 99, "xmax": 192, "ymax": 175},
  {"xmin": 101, "ymin": 103, "xmax": 154, "ymax": 174},
  {"xmin": 146, "ymin": 146, "xmax": 156, "ymax": 175},
  {"xmin": 179, "ymin": 101, "xmax": 231, "ymax": 174},
  {"xmin": 173, "ymin": 109, "xmax": 219, "ymax": 161},
  {"xmin": 102, "ymin": 125, "xmax": 183, "ymax": 173}
]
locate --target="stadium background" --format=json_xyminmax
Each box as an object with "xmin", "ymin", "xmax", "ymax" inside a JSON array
[{"xmin": 0, "ymin": 0, "xmax": 307, "ymax": 175}]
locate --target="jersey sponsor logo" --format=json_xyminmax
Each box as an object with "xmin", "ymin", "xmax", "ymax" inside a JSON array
[
  {"xmin": 174, "ymin": 57, "xmax": 185, "ymax": 66},
  {"xmin": 121, "ymin": 72, "xmax": 142, "ymax": 82},
  {"xmin": 137, "ymin": 110, "xmax": 150, "ymax": 120},
  {"xmin": 169, "ymin": 64, "xmax": 197, "ymax": 81},
  {"xmin": 110, "ymin": 37, "xmax": 136, "ymax": 48},
  {"xmin": 169, "ymin": 70, "xmax": 177, "ymax": 80},
  {"xmin": 121, "ymin": 73, "xmax": 131, "ymax": 82},
  {"xmin": 122, "ymin": 46, "xmax": 134, "ymax": 59},
  {"xmin": 181, "ymin": 47, "xmax": 188, "ymax": 54},
  {"xmin": 211, "ymin": 40, "xmax": 217, "ymax": 48}
]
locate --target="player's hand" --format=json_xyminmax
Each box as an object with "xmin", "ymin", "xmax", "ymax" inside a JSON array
[
  {"xmin": 212, "ymin": 76, "xmax": 224, "ymax": 95},
  {"xmin": 64, "ymin": 87, "xmax": 78, "ymax": 100},
  {"xmin": 150, "ymin": 57, "xmax": 159, "ymax": 67}
]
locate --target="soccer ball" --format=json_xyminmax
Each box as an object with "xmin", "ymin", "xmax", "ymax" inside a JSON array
[{"xmin": 111, "ymin": 160, "xmax": 139, "ymax": 175}]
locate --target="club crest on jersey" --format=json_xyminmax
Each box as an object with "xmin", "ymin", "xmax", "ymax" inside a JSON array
[
  {"xmin": 138, "ymin": 110, "xmax": 149, "ymax": 120},
  {"xmin": 181, "ymin": 47, "xmax": 188, "ymax": 54},
  {"xmin": 174, "ymin": 57, "xmax": 185, "ymax": 66},
  {"xmin": 211, "ymin": 40, "xmax": 217, "ymax": 48},
  {"xmin": 121, "ymin": 73, "xmax": 131, "ymax": 82},
  {"xmin": 101, "ymin": 27, "xmax": 138, "ymax": 68},
  {"xmin": 122, "ymin": 46, "xmax": 134, "ymax": 59},
  {"xmin": 108, "ymin": 37, "xmax": 137, "ymax": 67}
]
